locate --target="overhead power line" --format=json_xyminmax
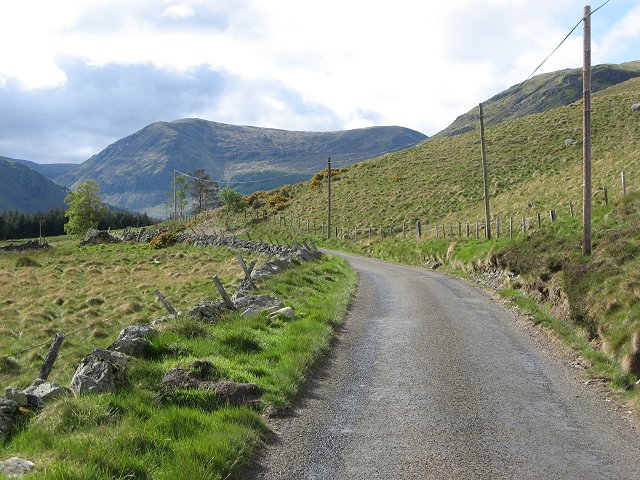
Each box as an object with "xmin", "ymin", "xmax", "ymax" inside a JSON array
[{"xmin": 526, "ymin": 0, "xmax": 611, "ymax": 80}]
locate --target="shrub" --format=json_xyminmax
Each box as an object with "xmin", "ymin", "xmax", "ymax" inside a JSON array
[{"xmin": 150, "ymin": 232, "xmax": 177, "ymax": 250}]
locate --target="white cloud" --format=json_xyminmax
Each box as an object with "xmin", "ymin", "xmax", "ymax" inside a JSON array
[{"xmin": 162, "ymin": 4, "xmax": 195, "ymax": 19}]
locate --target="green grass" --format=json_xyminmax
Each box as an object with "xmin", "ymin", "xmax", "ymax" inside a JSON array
[
  {"xmin": 0, "ymin": 237, "xmax": 260, "ymax": 389},
  {"xmin": 0, "ymin": 252, "xmax": 357, "ymax": 479}
]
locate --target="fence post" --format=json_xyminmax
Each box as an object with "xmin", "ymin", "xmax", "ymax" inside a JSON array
[
  {"xmin": 603, "ymin": 186, "xmax": 608, "ymax": 206},
  {"xmin": 435, "ymin": 224, "xmax": 439, "ymax": 239},
  {"xmin": 212, "ymin": 276, "xmax": 234, "ymax": 309},
  {"xmin": 475, "ymin": 222, "xmax": 479, "ymax": 239},
  {"xmin": 522, "ymin": 216, "xmax": 527, "ymax": 234},
  {"xmin": 622, "ymin": 171, "xmax": 626, "ymax": 197},
  {"xmin": 416, "ymin": 220, "xmax": 422, "ymax": 239},
  {"xmin": 509, "ymin": 217, "xmax": 513, "ymax": 239},
  {"xmin": 38, "ymin": 333, "xmax": 65, "ymax": 381},
  {"xmin": 442, "ymin": 224, "xmax": 446, "ymax": 238},
  {"xmin": 369, "ymin": 226, "xmax": 372, "ymax": 241},
  {"xmin": 466, "ymin": 222, "xmax": 470, "ymax": 239},
  {"xmin": 155, "ymin": 289, "xmax": 177, "ymax": 316},
  {"xmin": 496, "ymin": 216, "xmax": 500, "ymax": 238},
  {"xmin": 402, "ymin": 222, "xmax": 406, "ymax": 238},
  {"xmin": 568, "ymin": 202, "xmax": 574, "ymax": 218},
  {"xmin": 549, "ymin": 210, "xmax": 556, "ymax": 223},
  {"xmin": 536, "ymin": 212, "xmax": 541, "ymax": 228},
  {"xmin": 458, "ymin": 222, "xmax": 462, "ymax": 237}
]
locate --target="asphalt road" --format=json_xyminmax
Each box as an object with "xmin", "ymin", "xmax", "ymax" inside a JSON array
[{"xmin": 250, "ymin": 252, "xmax": 640, "ymax": 479}]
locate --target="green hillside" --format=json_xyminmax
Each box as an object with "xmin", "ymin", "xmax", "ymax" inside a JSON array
[
  {"xmin": 437, "ymin": 60, "xmax": 640, "ymax": 137},
  {"xmin": 268, "ymin": 77, "xmax": 640, "ymax": 229},
  {"xmin": 0, "ymin": 157, "xmax": 69, "ymax": 212}
]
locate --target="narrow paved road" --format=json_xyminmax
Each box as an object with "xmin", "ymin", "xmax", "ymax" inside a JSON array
[{"xmin": 250, "ymin": 252, "xmax": 640, "ymax": 479}]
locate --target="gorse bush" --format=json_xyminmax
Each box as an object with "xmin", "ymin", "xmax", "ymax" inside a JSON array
[{"xmin": 150, "ymin": 232, "xmax": 177, "ymax": 249}]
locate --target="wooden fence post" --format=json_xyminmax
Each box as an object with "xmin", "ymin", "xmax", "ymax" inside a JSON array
[
  {"xmin": 549, "ymin": 210, "xmax": 556, "ymax": 223},
  {"xmin": 38, "ymin": 333, "xmax": 65, "ymax": 381},
  {"xmin": 603, "ymin": 186, "xmax": 608, "ymax": 206},
  {"xmin": 496, "ymin": 216, "xmax": 500, "ymax": 238},
  {"xmin": 466, "ymin": 222, "xmax": 470, "ymax": 239},
  {"xmin": 569, "ymin": 202, "xmax": 574, "ymax": 219},
  {"xmin": 475, "ymin": 222, "xmax": 479, "ymax": 239},
  {"xmin": 402, "ymin": 222, "xmax": 406, "ymax": 238},
  {"xmin": 622, "ymin": 171, "xmax": 626, "ymax": 197},
  {"xmin": 536, "ymin": 212, "xmax": 541, "ymax": 228},
  {"xmin": 509, "ymin": 217, "xmax": 513, "ymax": 239},
  {"xmin": 435, "ymin": 223, "xmax": 439, "ymax": 239},
  {"xmin": 212, "ymin": 276, "xmax": 234, "ymax": 309},
  {"xmin": 155, "ymin": 289, "xmax": 177, "ymax": 316},
  {"xmin": 416, "ymin": 220, "xmax": 422, "ymax": 239},
  {"xmin": 236, "ymin": 254, "xmax": 256, "ymax": 289},
  {"xmin": 522, "ymin": 216, "xmax": 527, "ymax": 234}
]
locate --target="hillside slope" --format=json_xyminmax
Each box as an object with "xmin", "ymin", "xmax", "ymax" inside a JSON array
[
  {"xmin": 8, "ymin": 158, "xmax": 77, "ymax": 181},
  {"xmin": 436, "ymin": 61, "xmax": 640, "ymax": 137},
  {"xmin": 264, "ymin": 77, "xmax": 640, "ymax": 229},
  {"xmin": 0, "ymin": 157, "xmax": 68, "ymax": 212},
  {"xmin": 58, "ymin": 120, "xmax": 427, "ymax": 216}
]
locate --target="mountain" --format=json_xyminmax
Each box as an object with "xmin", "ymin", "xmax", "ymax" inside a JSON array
[
  {"xmin": 8, "ymin": 158, "xmax": 77, "ymax": 182},
  {"xmin": 58, "ymin": 121, "xmax": 427, "ymax": 216},
  {"xmin": 0, "ymin": 157, "xmax": 69, "ymax": 212},
  {"xmin": 436, "ymin": 61, "xmax": 640, "ymax": 138}
]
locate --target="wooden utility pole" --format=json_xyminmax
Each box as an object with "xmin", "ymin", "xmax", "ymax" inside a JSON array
[
  {"xmin": 479, "ymin": 103, "xmax": 492, "ymax": 239},
  {"xmin": 173, "ymin": 169, "xmax": 177, "ymax": 220},
  {"xmin": 582, "ymin": 5, "xmax": 592, "ymax": 256},
  {"xmin": 327, "ymin": 157, "xmax": 332, "ymax": 240}
]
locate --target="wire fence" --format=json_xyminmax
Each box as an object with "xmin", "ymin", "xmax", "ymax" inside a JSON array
[{"xmin": 246, "ymin": 171, "xmax": 632, "ymax": 243}]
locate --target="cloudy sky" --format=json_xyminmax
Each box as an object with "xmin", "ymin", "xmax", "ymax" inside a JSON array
[{"xmin": 0, "ymin": 0, "xmax": 638, "ymax": 164}]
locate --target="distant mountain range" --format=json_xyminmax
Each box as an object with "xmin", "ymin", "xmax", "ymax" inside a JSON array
[
  {"xmin": 56, "ymin": 122, "xmax": 427, "ymax": 216},
  {"xmin": 435, "ymin": 61, "xmax": 640, "ymax": 137},
  {"xmin": 0, "ymin": 157, "xmax": 68, "ymax": 212}
]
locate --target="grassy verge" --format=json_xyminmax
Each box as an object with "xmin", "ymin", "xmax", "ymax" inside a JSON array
[{"xmin": 0, "ymin": 252, "xmax": 357, "ymax": 479}]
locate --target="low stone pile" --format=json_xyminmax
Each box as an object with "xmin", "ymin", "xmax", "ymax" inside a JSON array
[
  {"xmin": 162, "ymin": 360, "xmax": 261, "ymax": 407},
  {"xmin": 79, "ymin": 229, "xmax": 121, "ymax": 246},
  {"xmin": 0, "ymin": 382, "xmax": 71, "ymax": 441},
  {"xmin": 632, "ymin": 102, "xmax": 640, "ymax": 112},
  {"xmin": 0, "ymin": 240, "xmax": 50, "ymax": 252}
]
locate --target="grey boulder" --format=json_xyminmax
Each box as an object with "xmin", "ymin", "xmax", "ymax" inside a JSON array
[{"xmin": 70, "ymin": 348, "xmax": 131, "ymax": 396}]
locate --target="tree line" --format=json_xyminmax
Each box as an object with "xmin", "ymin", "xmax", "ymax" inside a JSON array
[{"xmin": 0, "ymin": 208, "xmax": 155, "ymax": 241}]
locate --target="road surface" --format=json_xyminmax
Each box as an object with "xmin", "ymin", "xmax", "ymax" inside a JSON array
[{"xmin": 250, "ymin": 252, "xmax": 640, "ymax": 479}]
